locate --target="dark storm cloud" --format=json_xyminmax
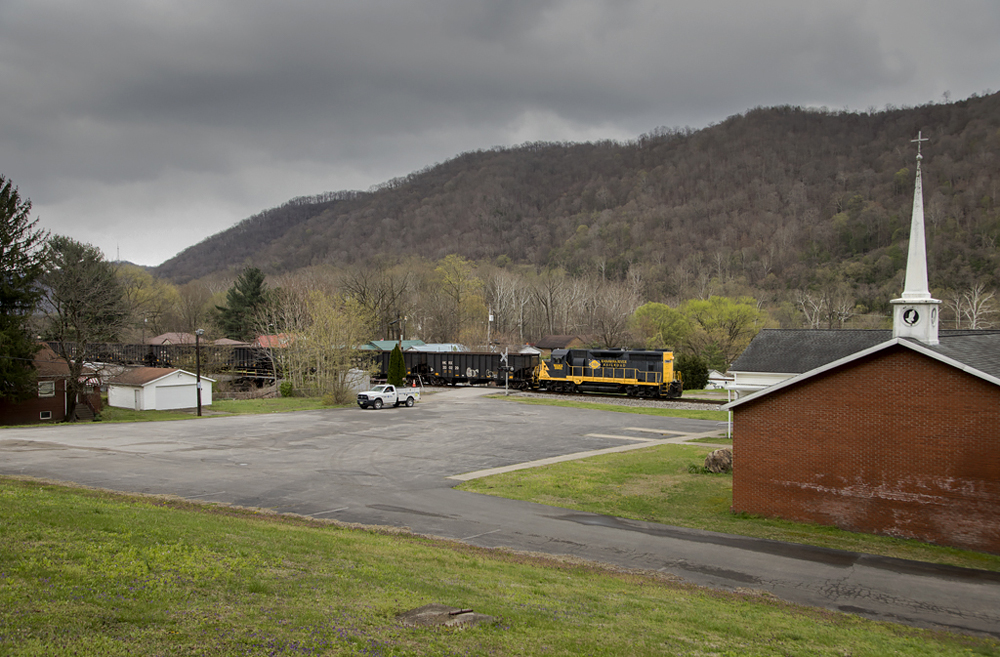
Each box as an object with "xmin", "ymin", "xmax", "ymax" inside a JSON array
[{"xmin": 1, "ymin": 0, "xmax": 997, "ymax": 265}]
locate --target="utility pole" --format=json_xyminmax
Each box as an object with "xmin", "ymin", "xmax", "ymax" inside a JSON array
[{"xmin": 195, "ymin": 328, "xmax": 204, "ymax": 416}]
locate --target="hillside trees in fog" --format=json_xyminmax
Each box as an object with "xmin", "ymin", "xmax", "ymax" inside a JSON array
[{"xmin": 156, "ymin": 93, "xmax": 1000, "ymax": 329}]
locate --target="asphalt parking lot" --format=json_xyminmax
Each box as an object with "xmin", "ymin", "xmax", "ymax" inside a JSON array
[{"xmin": 2, "ymin": 388, "xmax": 999, "ymax": 638}]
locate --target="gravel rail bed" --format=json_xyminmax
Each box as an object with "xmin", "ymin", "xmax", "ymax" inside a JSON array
[{"xmin": 505, "ymin": 391, "xmax": 725, "ymax": 411}]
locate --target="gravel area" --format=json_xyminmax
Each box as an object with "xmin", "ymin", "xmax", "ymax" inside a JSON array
[{"xmin": 504, "ymin": 390, "xmax": 726, "ymax": 411}]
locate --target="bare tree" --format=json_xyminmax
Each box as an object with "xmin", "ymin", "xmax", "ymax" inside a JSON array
[
  {"xmin": 177, "ymin": 281, "xmax": 214, "ymax": 334},
  {"xmin": 340, "ymin": 264, "xmax": 413, "ymax": 340},
  {"xmin": 257, "ymin": 288, "xmax": 374, "ymax": 401},
  {"xmin": 588, "ymin": 278, "xmax": 642, "ymax": 348},
  {"xmin": 794, "ymin": 290, "xmax": 825, "ymax": 329},
  {"xmin": 950, "ymin": 282, "xmax": 997, "ymax": 329},
  {"xmin": 43, "ymin": 236, "xmax": 131, "ymax": 420},
  {"xmin": 532, "ymin": 269, "xmax": 567, "ymax": 336}
]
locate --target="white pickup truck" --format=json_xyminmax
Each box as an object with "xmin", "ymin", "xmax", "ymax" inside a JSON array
[{"xmin": 356, "ymin": 384, "xmax": 420, "ymax": 409}]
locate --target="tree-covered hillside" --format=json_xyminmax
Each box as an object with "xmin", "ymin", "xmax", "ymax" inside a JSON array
[{"xmin": 156, "ymin": 93, "xmax": 1000, "ymax": 319}]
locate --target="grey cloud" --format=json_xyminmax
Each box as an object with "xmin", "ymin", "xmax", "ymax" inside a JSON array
[{"xmin": 1, "ymin": 0, "xmax": 998, "ymax": 265}]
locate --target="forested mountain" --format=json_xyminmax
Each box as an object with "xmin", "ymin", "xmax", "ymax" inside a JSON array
[{"xmin": 156, "ymin": 93, "xmax": 1000, "ymax": 318}]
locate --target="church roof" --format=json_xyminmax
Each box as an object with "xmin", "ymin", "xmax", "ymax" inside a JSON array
[
  {"xmin": 726, "ymin": 331, "xmax": 1000, "ymax": 410},
  {"xmin": 917, "ymin": 332, "xmax": 1000, "ymax": 381},
  {"xmin": 730, "ymin": 329, "xmax": 890, "ymax": 374},
  {"xmin": 731, "ymin": 329, "xmax": 1000, "ymax": 376}
]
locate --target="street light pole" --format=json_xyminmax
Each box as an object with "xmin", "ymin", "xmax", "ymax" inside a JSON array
[{"xmin": 195, "ymin": 329, "xmax": 204, "ymax": 416}]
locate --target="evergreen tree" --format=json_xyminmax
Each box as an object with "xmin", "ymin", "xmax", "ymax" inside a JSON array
[
  {"xmin": 0, "ymin": 176, "xmax": 49, "ymax": 401},
  {"xmin": 216, "ymin": 266, "xmax": 270, "ymax": 341},
  {"xmin": 675, "ymin": 352, "xmax": 709, "ymax": 391},
  {"xmin": 387, "ymin": 343, "xmax": 406, "ymax": 387}
]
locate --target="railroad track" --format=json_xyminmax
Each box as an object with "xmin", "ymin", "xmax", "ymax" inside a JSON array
[{"xmin": 508, "ymin": 388, "xmax": 728, "ymax": 406}]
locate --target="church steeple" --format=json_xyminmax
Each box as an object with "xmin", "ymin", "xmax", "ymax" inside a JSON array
[{"xmin": 891, "ymin": 132, "xmax": 941, "ymax": 344}]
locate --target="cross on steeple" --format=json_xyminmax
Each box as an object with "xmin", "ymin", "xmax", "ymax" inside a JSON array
[{"xmin": 911, "ymin": 131, "xmax": 928, "ymax": 159}]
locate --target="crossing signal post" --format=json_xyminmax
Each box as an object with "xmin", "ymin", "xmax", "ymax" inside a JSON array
[{"xmin": 501, "ymin": 350, "xmax": 509, "ymax": 396}]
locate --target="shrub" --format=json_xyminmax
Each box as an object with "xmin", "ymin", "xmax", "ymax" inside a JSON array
[{"xmin": 676, "ymin": 352, "xmax": 710, "ymax": 390}]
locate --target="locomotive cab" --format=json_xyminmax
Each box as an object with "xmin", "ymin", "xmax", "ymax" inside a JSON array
[{"xmin": 535, "ymin": 348, "xmax": 682, "ymax": 398}]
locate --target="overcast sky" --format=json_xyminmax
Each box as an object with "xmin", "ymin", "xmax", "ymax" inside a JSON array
[{"xmin": 2, "ymin": 1, "xmax": 997, "ymax": 267}]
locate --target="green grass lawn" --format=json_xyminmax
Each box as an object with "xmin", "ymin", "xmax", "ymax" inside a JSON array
[
  {"xmin": 493, "ymin": 395, "xmax": 729, "ymax": 421},
  {"xmin": 96, "ymin": 396, "xmax": 340, "ymax": 423},
  {"xmin": 2, "ymin": 478, "xmax": 997, "ymax": 656},
  {"xmin": 457, "ymin": 443, "xmax": 1000, "ymax": 573}
]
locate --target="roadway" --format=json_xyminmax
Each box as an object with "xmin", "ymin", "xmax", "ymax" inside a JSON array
[{"xmin": 1, "ymin": 387, "xmax": 997, "ymax": 638}]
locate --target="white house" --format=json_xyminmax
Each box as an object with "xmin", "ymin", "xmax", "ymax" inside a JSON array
[
  {"xmin": 705, "ymin": 369, "xmax": 731, "ymax": 389},
  {"xmin": 108, "ymin": 367, "xmax": 214, "ymax": 411}
]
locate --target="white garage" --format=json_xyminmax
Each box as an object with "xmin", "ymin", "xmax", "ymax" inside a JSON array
[{"xmin": 108, "ymin": 367, "xmax": 214, "ymax": 411}]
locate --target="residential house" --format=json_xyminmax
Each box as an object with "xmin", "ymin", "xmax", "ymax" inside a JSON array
[{"xmin": 0, "ymin": 345, "xmax": 102, "ymax": 424}]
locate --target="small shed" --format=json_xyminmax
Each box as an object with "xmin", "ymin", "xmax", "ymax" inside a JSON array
[{"xmin": 108, "ymin": 367, "xmax": 214, "ymax": 411}]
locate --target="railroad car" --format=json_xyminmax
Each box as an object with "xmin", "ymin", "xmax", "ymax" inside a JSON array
[
  {"xmin": 534, "ymin": 348, "xmax": 683, "ymax": 398},
  {"xmin": 373, "ymin": 350, "xmax": 538, "ymax": 387}
]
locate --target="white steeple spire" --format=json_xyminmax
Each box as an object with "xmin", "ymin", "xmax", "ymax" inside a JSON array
[{"xmin": 891, "ymin": 131, "xmax": 941, "ymax": 344}]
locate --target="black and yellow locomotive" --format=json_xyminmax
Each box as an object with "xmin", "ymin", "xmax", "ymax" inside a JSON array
[{"xmin": 534, "ymin": 348, "xmax": 683, "ymax": 398}]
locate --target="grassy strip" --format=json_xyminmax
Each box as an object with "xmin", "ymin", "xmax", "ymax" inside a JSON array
[
  {"xmin": 96, "ymin": 397, "xmax": 339, "ymax": 423},
  {"xmin": 687, "ymin": 436, "xmax": 733, "ymax": 444},
  {"xmin": 209, "ymin": 397, "xmax": 335, "ymax": 414},
  {"xmin": 493, "ymin": 395, "xmax": 729, "ymax": 421},
  {"xmin": 457, "ymin": 443, "xmax": 1000, "ymax": 573},
  {"xmin": 1, "ymin": 478, "xmax": 996, "ymax": 656}
]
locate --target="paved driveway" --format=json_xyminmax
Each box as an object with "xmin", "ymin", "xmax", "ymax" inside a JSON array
[{"xmin": 2, "ymin": 389, "xmax": 998, "ymax": 638}]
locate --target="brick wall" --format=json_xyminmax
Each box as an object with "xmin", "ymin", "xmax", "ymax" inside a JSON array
[
  {"xmin": 0, "ymin": 381, "xmax": 102, "ymax": 425},
  {"xmin": 0, "ymin": 379, "xmax": 67, "ymax": 424},
  {"xmin": 732, "ymin": 346, "xmax": 1000, "ymax": 554}
]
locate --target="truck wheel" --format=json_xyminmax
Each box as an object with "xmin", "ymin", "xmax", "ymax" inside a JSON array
[
  {"xmin": 373, "ymin": 399, "xmax": 383, "ymax": 410},
  {"xmin": 405, "ymin": 397, "xmax": 415, "ymax": 407}
]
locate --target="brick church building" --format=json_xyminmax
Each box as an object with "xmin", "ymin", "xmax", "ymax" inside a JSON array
[{"xmin": 725, "ymin": 136, "xmax": 1000, "ymax": 554}]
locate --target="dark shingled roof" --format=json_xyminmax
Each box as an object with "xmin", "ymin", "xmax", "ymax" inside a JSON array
[
  {"xmin": 730, "ymin": 330, "xmax": 890, "ymax": 374},
  {"xmin": 732, "ymin": 329, "xmax": 1000, "ymax": 381},
  {"xmin": 915, "ymin": 332, "xmax": 1000, "ymax": 381}
]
